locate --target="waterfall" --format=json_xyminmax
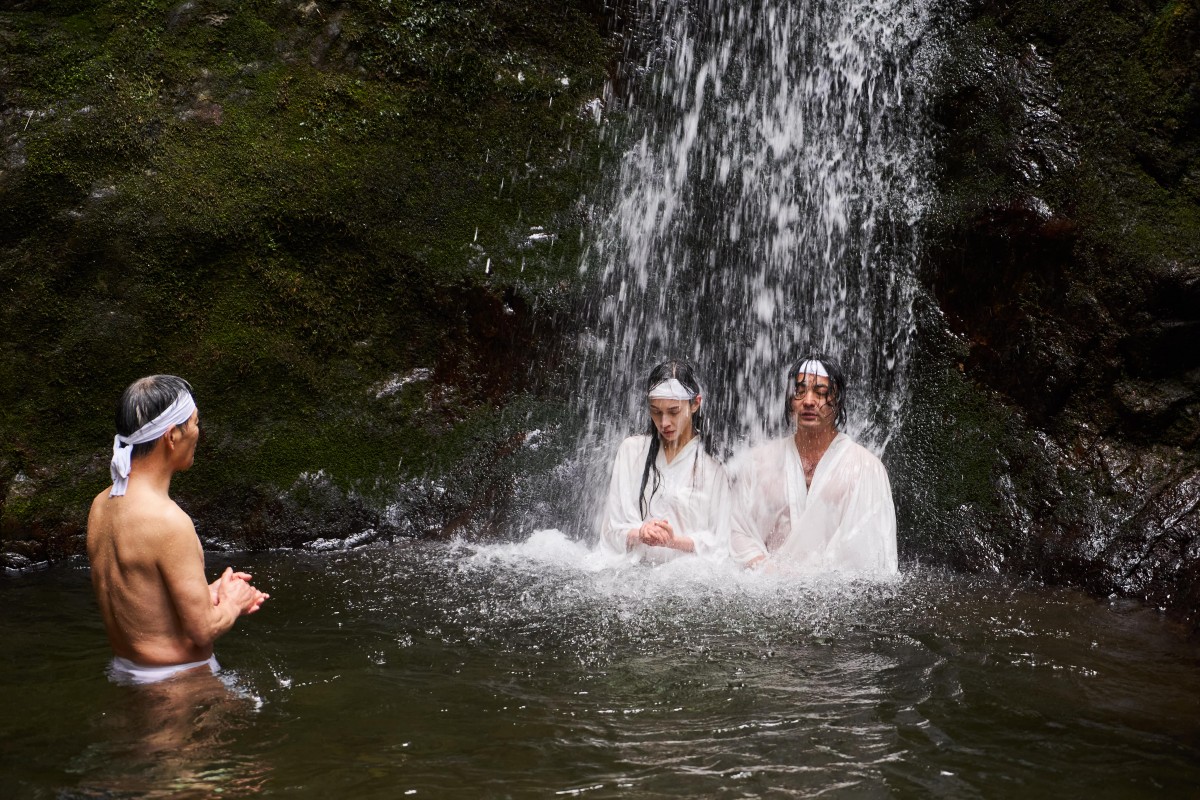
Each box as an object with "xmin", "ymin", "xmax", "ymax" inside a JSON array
[{"xmin": 577, "ymin": 0, "xmax": 932, "ymax": 473}]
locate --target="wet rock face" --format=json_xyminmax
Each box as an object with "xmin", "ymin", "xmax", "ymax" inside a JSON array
[
  {"xmin": 918, "ymin": 0, "xmax": 1200, "ymax": 625},
  {"xmin": 0, "ymin": 0, "xmax": 611, "ymax": 562}
]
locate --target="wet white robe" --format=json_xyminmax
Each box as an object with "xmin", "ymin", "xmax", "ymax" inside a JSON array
[
  {"xmin": 729, "ymin": 433, "xmax": 897, "ymax": 573},
  {"xmin": 599, "ymin": 434, "xmax": 732, "ymax": 564}
]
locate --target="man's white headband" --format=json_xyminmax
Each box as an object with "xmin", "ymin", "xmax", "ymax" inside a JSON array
[
  {"xmin": 110, "ymin": 391, "xmax": 196, "ymax": 497},
  {"xmin": 648, "ymin": 378, "xmax": 697, "ymax": 401},
  {"xmin": 796, "ymin": 359, "xmax": 829, "ymax": 379}
]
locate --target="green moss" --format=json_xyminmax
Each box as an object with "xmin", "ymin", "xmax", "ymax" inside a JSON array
[
  {"xmin": 933, "ymin": 0, "xmax": 1198, "ymax": 253},
  {"xmin": 0, "ymin": 0, "xmax": 614, "ymax": 551},
  {"xmin": 920, "ymin": 0, "xmax": 1199, "ymax": 610},
  {"xmin": 890, "ymin": 322, "xmax": 1015, "ymax": 566}
]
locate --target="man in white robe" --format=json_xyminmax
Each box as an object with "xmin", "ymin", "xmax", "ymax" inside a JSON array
[{"xmin": 729, "ymin": 356, "xmax": 897, "ymax": 573}]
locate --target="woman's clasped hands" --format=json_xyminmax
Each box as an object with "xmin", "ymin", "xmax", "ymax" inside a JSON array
[
  {"xmin": 639, "ymin": 518, "xmax": 675, "ymax": 547},
  {"xmin": 628, "ymin": 518, "xmax": 694, "ymax": 552}
]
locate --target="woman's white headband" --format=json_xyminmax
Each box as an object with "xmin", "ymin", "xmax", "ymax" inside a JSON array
[
  {"xmin": 795, "ymin": 359, "xmax": 829, "ymax": 379},
  {"xmin": 110, "ymin": 391, "xmax": 196, "ymax": 497},
  {"xmin": 647, "ymin": 378, "xmax": 697, "ymax": 401}
]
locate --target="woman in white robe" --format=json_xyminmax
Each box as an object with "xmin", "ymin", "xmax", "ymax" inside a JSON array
[
  {"xmin": 729, "ymin": 354, "xmax": 898, "ymax": 574},
  {"xmin": 599, "ymin": 360, "xmax": 731, "ymax": 564}
]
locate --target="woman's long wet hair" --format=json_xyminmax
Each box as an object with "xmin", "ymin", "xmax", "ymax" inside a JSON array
[
  {"xmin": 783, "ymin": 353, "xmax": 848, "ymax": 429},
  {"xmin": 639, "ymin": 359, "xmax": 704, "ymax": 519}
]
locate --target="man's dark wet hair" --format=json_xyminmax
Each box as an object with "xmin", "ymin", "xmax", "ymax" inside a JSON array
[
  {"xmin": 116, "ymin": 375, "xmax": 195, "ymax": 459},
  {"xmin": 639, "ymin": 359, "xmax": 704, "ymax": 519},
  {"xmin": 784, "ymin": 353, "xmax": 847, "ymax": 429}
]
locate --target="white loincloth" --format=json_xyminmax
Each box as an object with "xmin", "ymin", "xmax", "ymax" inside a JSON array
[{"xmin": 108, "ymin": 654, "xmax": 220, "ymax": 685}]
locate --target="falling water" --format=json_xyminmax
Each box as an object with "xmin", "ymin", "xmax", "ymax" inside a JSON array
[{"xmin": 578, "ymin": 0, "xmax": 932, "ymax": 462}]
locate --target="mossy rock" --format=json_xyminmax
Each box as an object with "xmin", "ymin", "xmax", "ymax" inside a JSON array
[
  {"xmin": 921, "ymin": 0, "xmax": 1200, "ymax": 627},
  {"xmin": 0, "ymin": 0, "xmax": 617, "ymax": 557}
]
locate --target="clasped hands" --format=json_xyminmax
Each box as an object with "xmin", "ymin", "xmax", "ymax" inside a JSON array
[
  {"xmin": 209, "ymin": 567, "xmax": 270, "ymax": 614},
  {"xmin": 627, "ymin": 519, "xmax": 693, "ymax": 552}
]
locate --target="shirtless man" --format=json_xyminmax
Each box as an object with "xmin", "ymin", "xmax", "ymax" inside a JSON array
[{"xmin": 87, "ymin": 375, "xmax": 268, "ymax": 684}]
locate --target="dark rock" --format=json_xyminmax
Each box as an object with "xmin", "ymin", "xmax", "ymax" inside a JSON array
[{"xmin": 918, "ymin": 0, "xmax": 1200, "ymax": 629}]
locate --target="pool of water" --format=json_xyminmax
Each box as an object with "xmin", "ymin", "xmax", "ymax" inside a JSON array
[{"xmin": 2, "ymin": 534, "xmax": 1198, "ymax": 798}]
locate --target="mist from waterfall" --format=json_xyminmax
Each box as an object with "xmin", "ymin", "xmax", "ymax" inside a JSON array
[{"xmin": 576, "ymin": 0, "xmax": 933, "ymax": 481}]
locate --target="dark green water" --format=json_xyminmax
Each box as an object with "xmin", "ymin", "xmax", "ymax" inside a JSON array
[{"xmin": 2, "ymin": 535, "xmax": 1198, "ymax": 798}]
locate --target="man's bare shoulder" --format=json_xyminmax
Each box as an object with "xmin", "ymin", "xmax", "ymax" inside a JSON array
[
  {"xmin": 87, "ymin": 487, "xmax": 112, "ymax": 525},
  {"xmin": 134, "ymin": 495, "xmax": 196, "ymax": 544},
  {"xmin": 89, "ymin": 487, "xmax": 197, "ymax": 550}
]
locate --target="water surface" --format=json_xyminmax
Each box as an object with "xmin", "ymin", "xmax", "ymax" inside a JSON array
[{"xmin": 2, "ymin": 537, "xmax": 1198, "ymax": 798}]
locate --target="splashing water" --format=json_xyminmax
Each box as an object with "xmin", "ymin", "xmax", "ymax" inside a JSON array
[
  {"xmin": 577, "ymin": 0, "xmax": 932, "ymax": 466},
  {"xmin": 4, "ymin": 545, "xmax": 1200, "ymax": 797}
]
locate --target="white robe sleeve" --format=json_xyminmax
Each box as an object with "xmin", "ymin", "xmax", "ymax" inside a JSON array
[
  {"xmin": 728, "ymin": 449, "xmax": 771, "ymax": 566},
  {"xmin": 598, "ymin": 436, "xmax": 649, "ymax": 554},
  {"xmin": 825, "ymin": 452, "xmax": 898, "ymax": 573},
  {"xmin": 682, "ymin": 456, "xmax": 733, "ymax": 561}
]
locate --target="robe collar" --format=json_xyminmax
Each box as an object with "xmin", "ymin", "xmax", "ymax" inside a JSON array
[
  {"xmin": 785, "ymin": 432, "xmax": 847, "ymax": 499},
  {"xmin": 656, "ymin": 434, "xmax": 700, "ymax": 468}
]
